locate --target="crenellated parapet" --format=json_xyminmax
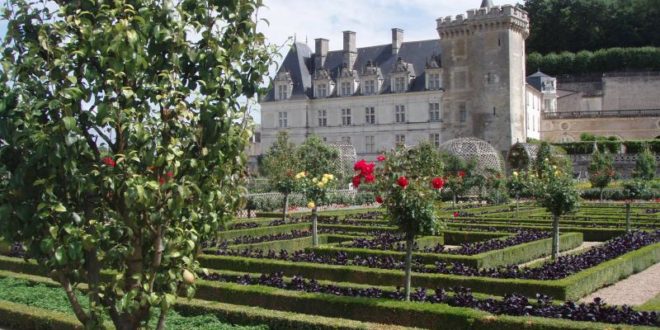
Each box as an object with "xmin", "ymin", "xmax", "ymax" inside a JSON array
[{"xmin": 437, "ymin": 5, "xmax": 529, "ymax": 39}]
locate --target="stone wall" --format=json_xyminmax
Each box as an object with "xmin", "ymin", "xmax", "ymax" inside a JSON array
[{"xmin": 569, "ymin": 153, "xmax": 660, "ymax": 180}]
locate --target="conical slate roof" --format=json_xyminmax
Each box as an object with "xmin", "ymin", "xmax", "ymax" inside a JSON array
[{"xmin": 481, "ymin": 0, "xmax": 494, "ymax": 8}]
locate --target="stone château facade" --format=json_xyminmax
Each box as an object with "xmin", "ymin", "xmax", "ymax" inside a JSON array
[{"xmin": 260, "ymin": 1, "xmax": 550, "ymax": 160}]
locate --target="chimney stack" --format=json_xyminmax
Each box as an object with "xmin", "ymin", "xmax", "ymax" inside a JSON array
[
  {"xmin": 315, "ymin": 38, "xmax": 329, "ymax": 69},
  {"xmin": 392, "ymin": 28, "xmax": 403, "ymax": 55},
  {"xmin": 343, "ymin": 31, "xmax": 357, "ymax": 69}
]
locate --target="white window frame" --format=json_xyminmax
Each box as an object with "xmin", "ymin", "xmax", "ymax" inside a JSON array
[
  {"xmin": 365, "ymin": 107, "xmax": 376, "ymax": 125},
  {"xmin": 318, "ymin": 110, "xmax": 327, "ymax": 127},
  {"xmin": 365, "ymin": 136, "xmax": 375, "ymax": 153},
  {"xmin": 429, "ymin": 103, "xmax": 441, "ymax": 122},
  {"xmin": 341, "ymin": 108, "xmax": 352, "ymax": 126},
  {"xmin": 395, "ymin": 134, "xmax": 406, "ymax": 146},
  {"xmin": 278, "ymin": 112, "xmax": 288, "ymax": 128},
  {"xmin": 430, "ymin": 133, "xmax": 440, "ymax": 148},
  {"xmin": 395, "ymin": 105, "xmax": 406, "ymax": 123}
]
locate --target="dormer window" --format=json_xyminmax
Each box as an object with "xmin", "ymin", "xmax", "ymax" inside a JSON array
[
  {"xmin": 277, "ymin": 85, "xmax": 288, "ymax": 99},
  {"xmin": 360, "ymin": 60, "xmax": 383, "ymax": 96},
  {"xmin": 394, "ymin": 77, "xmax": 406, "ymax": 93},
  {"xmin": 363, "ymin": 80, "xmax": 375, "ymax": 95},
  {"xmin": 340, "ymin": 81, "xmax": 352, "ymax": 96},
  {"xmin": 337, "ymin": 63, "xmax": 358, "ymax": 98},
  {"xmin": 425, "ymin": 56, "xmax": 443, "ymax": 90},
  {"xmin": 390, "ymin": 57, "xmax": 415, "ymax": 94},
  {"xmin": 273, "ymin": 71, "xmax": 293, "ymax": 101},
  {"xmin": 313, "ymin": 68, "xmax": 334, "ymax": 98}
]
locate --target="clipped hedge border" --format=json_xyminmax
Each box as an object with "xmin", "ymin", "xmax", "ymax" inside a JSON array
[
  {"xmin": 318, "ymin": 224, "xmax": 397, "ymax": 234},
  {"xmin": 218, "ymin": 223, "xmax": 310, "ymax": 241},
  {"xmin": 225, "ymin": 234, "xmax": 357, "ymax": 252},
  {"xmin": 0, "ymin": 299, "xmax": 87, "ymax": 330},
  {"xmin": 0, "ymin": 271, "xmax": 414, "ymax": 330},
  {"xmin": 191, "ymin": 279, "xmax": 651, "ymax": 330},
  {"xmin": 307, "ymin": 233, "xmax": 583, "ymax": 269},
  {"xmin": 443, "ymin": 230, "xmax": 511, "ymax": 245},
  {"xmin": 197, "ymin": 242, "xmax": 660, "ymax": 300},
  {"xmin": 446, "ymin": 223, "xmax": 627, "ymax": 242}
]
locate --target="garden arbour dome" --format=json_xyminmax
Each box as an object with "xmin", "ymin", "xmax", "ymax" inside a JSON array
[{"xmin": 439, "ymin": 137, "xmax": 504, "ymax": 174}]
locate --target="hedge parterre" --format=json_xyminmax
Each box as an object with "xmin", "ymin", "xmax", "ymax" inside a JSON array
[
  {"xmin": 210, "ymin": 231, "xmax": 659, "ymax": 280},
  {"xmin": 201, "ymin": 271, "xmax": 659, "ymax": 327},
  {"xmin": 342, "ymin": 231, "xmax": 551, "ymax": 256}
]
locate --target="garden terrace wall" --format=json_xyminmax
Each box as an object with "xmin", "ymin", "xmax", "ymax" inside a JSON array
[
  {"xmin": 307, "ymin": 233, "xmax": 582, "ymax": 269},
  {"xmin": 197, "ymin": 242, "xmax": 660, "ymax": 300},
  {"xmin": 218, "ymin": 223, "xmax": 310, "ymax": 241}
]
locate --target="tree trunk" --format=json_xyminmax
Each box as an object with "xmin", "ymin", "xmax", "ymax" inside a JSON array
[
  {"xmin": 551, "ymin": 214, "xmax": 560, "ymax": 260},
  {"xmin": 599, "ymin": 189, "xmax": 604, "ymax": 202},
  {"xmin": 282, "ymin": 193, "xmax": 289, "ymax": 221},
  {"xmin": 625, "ymin": 203, "xmax": 631, "ymax": 233},
  {"xmin": 404, "ymin": 234, "xmax": 414, "ymax": 301},
  {"xmin": 312, "ymin": 206, "xmax": 319, "ymax": 246},
  {"xmin": 452, "ymin": 193, "xmax": 457, "ymax": 209},
  {"xmin": 515, "ymin": 193, "xmax": 520, "ymax": 219}
]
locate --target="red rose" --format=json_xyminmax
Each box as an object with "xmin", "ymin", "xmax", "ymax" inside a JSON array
[
  {"xmin": 453, "ymin": 212, "xmax": 459, "ymax": 217},
  {"xmin": 352, "ymin": 175, "xmax": 362, "ymax": 188},
  {"xmin": 102, "ymin": 157, "xmax": 116, "ymax": 167},
  {"xmin": 375, "ymin": 196, "xmax": 383, "ymax": 203},
  {"xmin": 396, "ymin": 176, "xmax": 408, "ymax": 188},
  {"xmin": 365, "ymin": 173, "xmax": 375, "ymax": 183},
  {"xmin": 354, "ymin": 159, "xmax": 367, "ymax": 172},
  {"xmin": 158, "ymin": 176, "xmax": 166, "ymax": 185},
  {"xmin": 377, "ymin": 155, "xmax": 386, "ymax": 162},
  {"xmin": 431, "ymin": 177, "xmax": 444, "ymax": 189},
  {"xmin": 458, "ymin": 170, "xmax": 466, "ymax": 178},
  {"xmin": 166, "ymin": 171, "xmax": 174, "ymax": 178}
]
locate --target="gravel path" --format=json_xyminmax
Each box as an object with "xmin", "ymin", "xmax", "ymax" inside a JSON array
[
  {"xmin": 580, "ymin": 262, "xmax": 660, "ymax": 306},
  {"xmin": 518, "ymin": 241, "xmax": 602, "ymax": 268}
]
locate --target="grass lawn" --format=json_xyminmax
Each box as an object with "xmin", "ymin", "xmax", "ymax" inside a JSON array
[
  {"xmin": 0, "ymin": 276, "xmax": 267, "ymax": 330},
  {"xmin": 638, "ymin": 293, "xmax": 660, "ymax": 312}
]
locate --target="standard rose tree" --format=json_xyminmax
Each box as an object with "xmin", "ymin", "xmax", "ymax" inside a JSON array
[
  {"xmin": 261, "ymin": 131, "xmax": 300, "ymax": 221},
  {"xmin": 0, "ymin": 1, "xmax": 273, "ymax": 329},
  {"xmin": 295, "ymin": 172, "xmax": 336, "ymax": 246},
  {"xmin": 588, "ymin": 147, "xmax": 616, "ymax": 201},
  {"xmin": 353, "ymin": 145, "xmax": 444, "ymax": 301}
]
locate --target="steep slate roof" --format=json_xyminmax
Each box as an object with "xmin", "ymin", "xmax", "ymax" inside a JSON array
[
  {"xmin": 481, "ymin": 0, "xmax": 494, "ymax": 8},
  {"xmin": 264, "ymin": 39, "xmax": 442, "ymax": 102},
  {"xmin": 526, "ymin": 70, "xmax": 552, "ymax": 92}
]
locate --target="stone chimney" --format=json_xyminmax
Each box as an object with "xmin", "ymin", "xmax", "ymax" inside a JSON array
[
  {"xmin": 343, "ymin": 31, "xmax": 357, "ymax": 69},
  {"xmin": 315, "ymin": 38, "xmax": 329, "ymax": 69},
  {"xmin": 392, "ymin": 28, "xmax": 403, "ymax": 55}
]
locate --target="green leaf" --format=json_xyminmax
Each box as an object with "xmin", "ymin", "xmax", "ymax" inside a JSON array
[
  {"xmin": 53, "ymin": 203, "xmax": 67, "ymax": 213},
  {"xmin": 62, "ymin": 117, "xmax": 76, "ymax": 131}
]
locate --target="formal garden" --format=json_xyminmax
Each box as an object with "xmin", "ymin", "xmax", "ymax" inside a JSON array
[{"xmin": 0, "ymin": 1, "xmax": 659, "ymax": 330}]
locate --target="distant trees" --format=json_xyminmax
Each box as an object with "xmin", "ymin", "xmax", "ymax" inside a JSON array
[{"xmin": 524, "ymin": 0, "xmax": 660, "ymax": 54}]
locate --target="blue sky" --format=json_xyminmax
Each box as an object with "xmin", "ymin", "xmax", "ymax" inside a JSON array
[{"xmin": 0, "ymin": 1, "xmax": 491, "ymax": 123}]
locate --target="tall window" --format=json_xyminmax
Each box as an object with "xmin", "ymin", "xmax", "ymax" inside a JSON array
[
  {"xmin": 394, "ymin": 77, "xmax": 406, "ymax": 93},
  {"xmin": 459, "ymin": 103, "xmax": 467, "ymax": 123},
  {"xmin": 429, "ymin": 133, "xmax": 440, "ymax": 148},
  {"xmin": 317, "ymin": 84, "xmax": 327, "ymax": 98},
  {"xmin": 278, "ymin": 112, "xmax": 288, "ymax": 128},
  {"xmin": 341, "ymin": 82, "xmax": 352, "ymax": 96},
  {"xmin": 365, "ymin": 136, "xmax": 375, "ymax": 153},
  {"xmin": 429, "ymin": 73, "xmax": 441, "ymax": 89},
  {"xmin": 341, "ymin": 108, "xmax": 352, "ymax": 126},
  {"xmin": 277, "ymin": 85, "xmax": 288, "ymax": 100},
  {"xmin": 365, "ymin": 107, "xmax": 376, "ymax": 124},
  {"xmin": 364, "ymin": 80, "xmax": 375, "ymax": 95},
  {"xmin": 395, "ymin": 134, "xmax": 406, "ymax": 146},
  {"xmin": 395, "ymin": 105, "xmax": 406, "ymax": 123},
  {"xmin": 429, "ymin": 103, "xmax": 441, "ymax": 122},
  {"xmin": 341, "ymin": 136, "xmax": 352, "ymax": 145},
  {"xmin": 318, "ymin": 110, "xmax": 327, "ymax": 127}
]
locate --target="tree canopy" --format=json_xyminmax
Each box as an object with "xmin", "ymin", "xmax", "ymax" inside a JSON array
[
  {"xmin": 0, "ymin": 1, "xmax": 273, "ymax": 329},
  {"xmin": 524, "ymin": 0, "xmax": 660, "ymax": 54}
]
